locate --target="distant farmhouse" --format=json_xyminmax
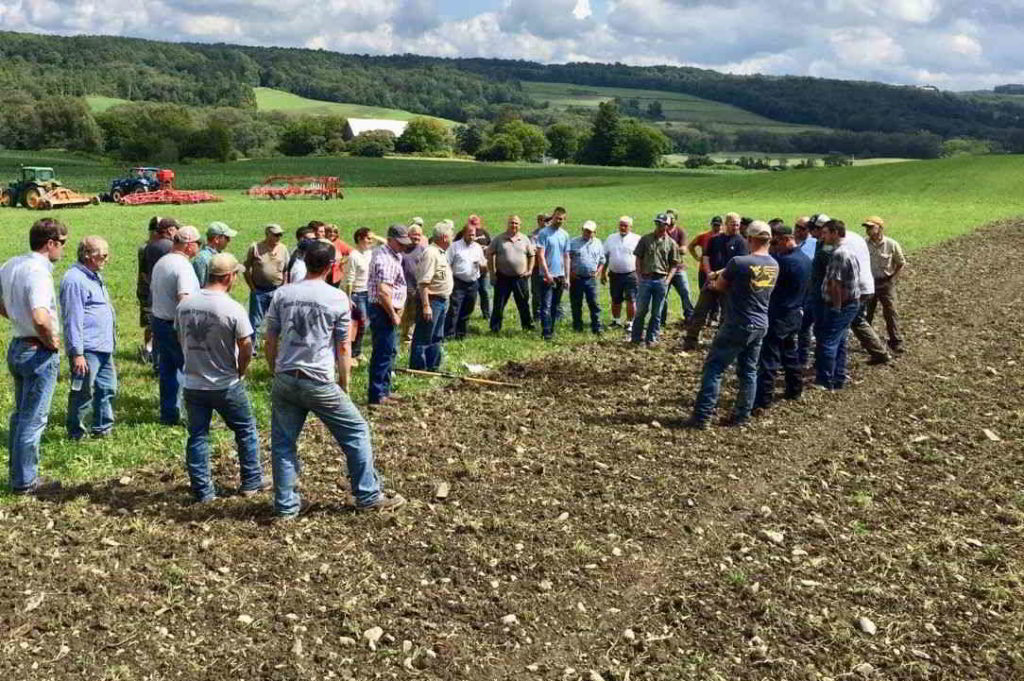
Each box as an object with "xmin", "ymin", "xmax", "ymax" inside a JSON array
[{"xmin": 343, "ymin": 118, "xmax": 409, "ymax": 140}]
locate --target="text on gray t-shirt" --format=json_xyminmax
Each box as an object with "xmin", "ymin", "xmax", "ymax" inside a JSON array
[
  {"xmin": 265, "ymin": 279, "xmax": 350, "ymax": 383},
  {"xmin": 176, "ymin": 290, "xmax": 254, "ymax": 391}
]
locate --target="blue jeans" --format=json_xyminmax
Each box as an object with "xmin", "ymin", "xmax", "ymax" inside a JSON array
[
  {"xmin": 692, "ymin": 322, "xmax": 767, "ymax": 423},
  {"xmin": 477, "ymin": 275, "xmax": 491, "ymax": 319},
  {"xmin": 367, "ymin": 303, "xmax": 397, "ymax": 404},
  {"xmin": 6, "ymin": 340, "xmax": 59, "ymax": 491},
  {"xmin": 445, "ymin": 278, "xmax": 478, "ymax": 339},
  {"xmin": 570, "ymin": 275, "xmax": 601, "ymax": 333},
  {"xmin": 410, "ymin": 297, "xmax": 448, "ymax": 371},
  {"xmin": 491, "ymin": 274, "xmax": 533, "ymax": 331},
  {"xmin": 539, "ymin": 276, "xmax": 567, "ymax": 339},
  {"xmin": 631, "ymin": 277, "xmax": 668, "ymax": 344},
  {"xmin": 248, "ymin": 287, "xmax": 276, "ymax": 350},
  {"xmin": 350, "ymin": 291, "xmax": 369, "ymax": 358},
  {"xmin": 797, "ymin": 295, "xmax": 818, "ymax": 367},
  {"xmin": 271, "ymin": 373, "xmax": 381, "ymax": 516},
  {"xmin": 152, "ymin": 317, "xmax": 184, "ymax": 424},
  {"xmin": 815, "ymin": 301, "xmax": 859, "ymax": 389},
  {"xmin": 661, "ymin": 271, "xmax": 694, "ymax": 324},
  {"xmin": 66, "ymin": 351, "xmax": 117, "ymax": 439},
  {"xmin": 184, "ymin": 382, "xmax": 262, "ymax": 502}
]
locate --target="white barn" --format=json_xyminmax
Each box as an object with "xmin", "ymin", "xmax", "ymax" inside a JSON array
[{"xmin": 344, "ymin": 118, "xmax": 409, "ymax": 140}]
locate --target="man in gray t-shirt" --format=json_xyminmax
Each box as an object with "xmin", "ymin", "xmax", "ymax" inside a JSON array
[
  {"xmin": 175, "ymin": 253, "xmax": 263, "ymax": 503},
  {"xmin": 265, "ymin": 241, "xmax": 406, "ymax": 519}
]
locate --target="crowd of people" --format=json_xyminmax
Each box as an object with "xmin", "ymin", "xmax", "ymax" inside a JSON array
[{"xmin": 0, "ymin": 207, "xmax": 906, "ymax": 516}]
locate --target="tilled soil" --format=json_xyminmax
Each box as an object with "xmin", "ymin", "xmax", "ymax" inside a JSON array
[{"xmin": 2, "ymin": 220, "xmax": 1023, "ymax": 681}]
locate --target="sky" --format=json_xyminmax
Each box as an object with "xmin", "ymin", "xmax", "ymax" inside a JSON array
[{"xmin": 2, "ymin": 0, "xmax": 1023, "ymax": 91}]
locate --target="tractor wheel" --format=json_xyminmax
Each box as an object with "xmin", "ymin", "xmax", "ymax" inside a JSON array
[
  {"xmin": 111, "ymin": 189, "xmax": 124, "ymax": 203},
  {"xmin": 22, "ymin": 187, "xmax": 43, "ymax": 209}
]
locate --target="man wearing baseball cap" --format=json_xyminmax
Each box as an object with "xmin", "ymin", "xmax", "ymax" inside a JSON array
[
  {"xmin": 568, "ymin": 220, "xmax": 605, "ymax": 335},
  {"xmin": 193, "ymin": 221, "xmax": 238, "ymax": 288},
  {"xmin": 176, "ymin": 253, "xmax": 264, "ymax": 503},
  {"xmin": 149, "ymin": 225, "xmax": 201, "ymax": 425},
  {"xmin": 243, "ymin": 224, "xmax": 289, "ymax": 351},
  {"xmin": 863, "ymin": 216, "xmax": 906, "ymax": 354},
  {"xmin": 367, "ymin": 224, "xmax": 413, "ymax": 405},
  {"xmin": 139, "ymin": 216, "xmax": 180, "ymax": 371},
  {"xmin": 630, "ymin": 213, "xmax": 680, "ymax": 347},
  {"xmin": 687, "ymin": 220, "xmax": 778, "ymax": 429}
]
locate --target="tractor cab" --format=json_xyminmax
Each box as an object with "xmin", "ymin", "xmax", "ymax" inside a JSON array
[{"xmin": 21, "ymin": 167, "xmax": 56, "ymax": 184}]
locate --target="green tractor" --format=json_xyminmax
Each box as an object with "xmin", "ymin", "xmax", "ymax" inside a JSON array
[{"xmin": 0, "ymin": 166, "xmax": 98, "ymax": 210}]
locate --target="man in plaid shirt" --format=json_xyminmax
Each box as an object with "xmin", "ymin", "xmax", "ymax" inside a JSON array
[{"xmin": 368, "ymin": 224, "xmax": 413, "ymax": 406}]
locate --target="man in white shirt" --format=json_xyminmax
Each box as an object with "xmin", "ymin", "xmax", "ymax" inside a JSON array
[
  {"xmin": 0, "ymin": 218, "xmax": 68, "ymax": 495},
  {"xmin": 601, "ymin": 215, "xmax": 641, "ymax": 332},
  {"xmin": 342, "ymin": 226, "xmax": 377, "ymax": 364},
  {"xmin": 150, "ymin": 225, "xmax": 201, "ymax": 425},
  {"xmin": 444, "ymin": 222, "xmax": 488, "ymax": 340},
  {"xmin": 842, "ymin": 225, "xmax": 891, "ymax": 365}
]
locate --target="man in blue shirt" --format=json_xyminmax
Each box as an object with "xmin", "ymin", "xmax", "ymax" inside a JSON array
[
  {"xmin": 682, "ymin": 212, "xmax": 749, "ymax": 351},
  {"xmin": 568, "ymin": 220, "xmax": 606, "ymax": 335},
  {"xmin": 60, "ymin": 236, "xmax": 117, "ymax": 440},
  {"xmin": 754, "ymin": 225, "xmax": 811, "ymax": 411},
  {"xmin": 687, "ymin": 220, "xmax": 778, "ymax": 429},
  {"xmin": 535, "ymin": 207, "xmax": 571, "ymax": 341}
]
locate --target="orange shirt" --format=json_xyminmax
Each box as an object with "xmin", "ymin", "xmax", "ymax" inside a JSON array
[{"xmin": 330, "ymin": 238, "xmax": 352, "ymax": 285}]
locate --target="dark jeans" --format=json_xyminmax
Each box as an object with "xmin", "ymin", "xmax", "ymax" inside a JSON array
[
  {"xmin": 755, "ymin": 310, "xmax": 803, "ymax": 408},
  {"xmin": 660, "ymin": 271, "xmax": 694, "ymax": 325},
  {"xmin": 367, "ymin": 303, "xmax": 397, "ymax": 404},
  {"xmin": 797, "ymin": 295, "xmax": 818, "ymax": 367},
  {"xmin": 410, "ymin": 297, "xmax": 448, "ymax": 371},
  {"xmin": 684, "ymin": 286, "xmax": 722, "ymax": 345},
  {"xmin": 865, "ymin": 278, "xmax": 902, "ymax": 350},
  {"xmin": 184, "ymin": 383, "xmax": 263, "ymax": 502},
  {"xmin": 539, "ymin": 276, "xmax": 567, "ymax": 339},
  {"xmin": 350, "ymin": 291, "xmax": 369, "ymax": 358},
  {"xmin": 815, "ymin": 301, "xmax": 859, "ymax": 389},
  {"xmin": 531, "ymin": 272, "xmax": 543, "ymax": 321},
  {"xmin": 445, "ymin": 278, "xmax": 478, "ymax": 340},
  {"xmin": 152, "ymin": 317, "xmax": 184, "ymax": 425},
  {"xmin": 692, "ymin": 322, "xmax": 767, "ymax": 424},
  {"xmin": 477, "ymin": 276, "xmax": 491, "ymax": 319},
  {"xmin": 850, "ymin": 294, "xmax": 889, "ymax": 359},
  {"xmin": 491, "ymin": 273, "xmax": 533, "ymax": 332},
  {"xmin": 66, "ymin": 350, "xmax": 117, "ymax": 439},
  {"xmin": 631, "ymin": 277, "xmax": 668, "ymax": 344},
  {"xmin": 570, "ymin": 275, "xmax": 601, "ymax": 333}
]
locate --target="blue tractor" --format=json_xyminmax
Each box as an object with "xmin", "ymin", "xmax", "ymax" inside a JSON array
[{"xmin": 103, "ymin": 167, "xmax": 162, "ymax": 202}]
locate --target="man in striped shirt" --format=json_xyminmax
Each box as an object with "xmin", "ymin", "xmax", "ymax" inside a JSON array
[{"xmin": 367, "ymin": 224, "xmax": 413, "ymax": 406}]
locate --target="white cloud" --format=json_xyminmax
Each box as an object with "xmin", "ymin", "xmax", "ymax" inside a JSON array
[{"xmin": 6, "ymin": 0, "xmax": 1024, "ymax": 90}]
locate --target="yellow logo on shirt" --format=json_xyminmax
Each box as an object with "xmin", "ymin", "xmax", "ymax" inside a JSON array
[{"xmin": 750, "ymin": 265, "xmax": 779, "ymax": 289}]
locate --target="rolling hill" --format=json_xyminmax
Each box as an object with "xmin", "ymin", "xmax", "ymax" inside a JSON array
[
  {"xmin": 523, "ymin": 81, "xmax": 827, "ymax": 133},
  {"xmin": 253, "ymin": 88, "xmax": 458, "ymax": 125}
]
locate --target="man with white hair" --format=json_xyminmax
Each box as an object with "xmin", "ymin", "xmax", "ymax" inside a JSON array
[
  {"xmin": 399, "ymin": 223, "xmax": 426, "ymax": 345},
  {"xmin": 410, "ymin": 221, "xmax": 454, "ymax": 371},
  {"xmin": 602, "ymin": 215, "xmax": 640, "ymax": 332},
  {"xmin": 842, "ymin": 220, "xmax": 891, "ymax": 365},
  {"xmin": 60, "ymin": 236, "xmax": 117, "ymax": 440},
  {"xmin": 686, "ymin": 220, "xmax": 778, "ymax": 429}
]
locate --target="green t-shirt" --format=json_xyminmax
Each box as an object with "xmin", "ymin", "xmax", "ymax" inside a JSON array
[{"xmin": 634, "ymin": 232, "xmax": 679, "ymax": 276}]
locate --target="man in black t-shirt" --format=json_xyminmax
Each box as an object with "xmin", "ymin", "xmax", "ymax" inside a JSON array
[
  {"xmin": 682, "ymin": 212, "xmax": 749, "ymax": 351},
  {"xmin": 754, "ymin": 225, "xmax": 811, "ymax": 410},
  {"xmin": 139, "ymin": 216, "xmax": 179, "ymax": 371},
  {"xmin": 687, "ymin": 220, "xmax": 778, "ymax": 429}
]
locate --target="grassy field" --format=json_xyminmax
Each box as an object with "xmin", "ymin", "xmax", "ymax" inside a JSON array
[
  {"xmin": 664, "ymin": 152, "xmax": 916, "ymax": 167},
  {"xmin": 84, "ymin": 95, "xmax": 130, "ymax": 112},
  {"xmin": 0, "ymin": 152, "xmax": 1022, "ymax": 492},
  {"xmin": 523, "ymin": 80, "xmax": 828, "ymax": 133},
  {"xmin": 253, "ymin": 87, "xmax": 459, "ymax": 125}
]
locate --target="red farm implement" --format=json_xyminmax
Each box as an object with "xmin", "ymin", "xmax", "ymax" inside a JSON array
[
  {"xmin": 116, "ymin": 168, "xmax": 222, "ymax": 206},
  {"xmin": 246, "ymin": 175, "xmax": 343, "ymax": 201}
]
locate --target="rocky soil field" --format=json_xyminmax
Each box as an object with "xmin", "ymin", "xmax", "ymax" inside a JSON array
[{"xmin": 2, "ymin": 220, "xmax": 1023, "ymax": 681}]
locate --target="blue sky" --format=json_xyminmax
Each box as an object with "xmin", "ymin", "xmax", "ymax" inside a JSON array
[{"xmin": 1, "ymin": 0, "xmax": 1021, "ymax": 90}]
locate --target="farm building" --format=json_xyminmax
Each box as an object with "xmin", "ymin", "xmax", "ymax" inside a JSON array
[{"xmin": 344, "ymin": 118, "xmax": 409, "ymax": 140}]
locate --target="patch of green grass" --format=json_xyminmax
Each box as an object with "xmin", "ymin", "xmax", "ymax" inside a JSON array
[
  {"xmin": 524, "ymin": 81, "xmax": 828, "ymax": 133},
  {"xmin": 0, "ymin": 152, "xmax": 1022, "ymax": 491},
  {"xmin": 254, "ymin": 87, "xmax": 458, "ymax": 126},
  {"xmin": 85, "ymin": 95, "xmax": 131, "ymax": 113}
]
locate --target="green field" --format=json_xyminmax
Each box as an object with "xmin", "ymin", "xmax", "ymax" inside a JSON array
[
  {"xmin": 1, "ymin": 152, "xmax": 1022, "ymax": 492},
  {"xmin": 84, "ymin": 95, "xmax": 130, "ymax": 112},
  {"xmin": 523, "ymin": 81, "xmax": 828, "ymax": 133},
  {"xmin": 253, "ymin": 87, "xmax": 458, "ymax": 125},
  {"xmin": 664, "ymin": 152, "xmax": 916, "ymax": 167}
]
